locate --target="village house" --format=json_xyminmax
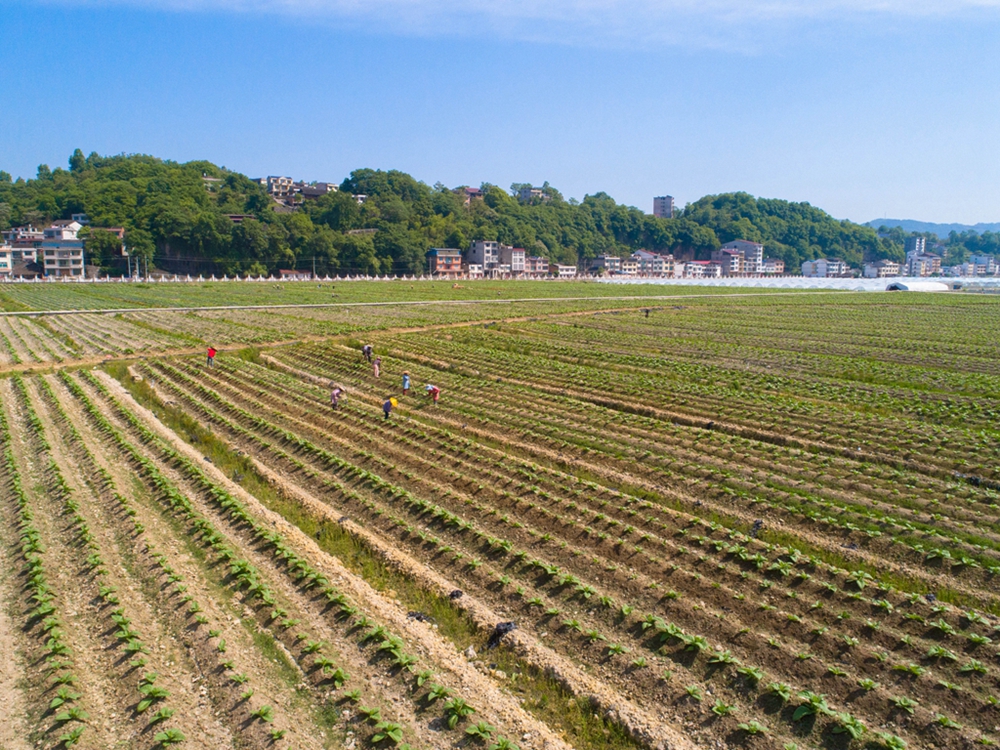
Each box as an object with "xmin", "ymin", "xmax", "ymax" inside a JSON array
[
  {"xmin": 524, "ymin": 255, "xmax": 550, "ymax": 277},
  {"xmin": 802, "ymin": 258, "xmax": 852, "ymax": 278},
  {"xmin": 863, "ymin": 259, "xmax": 901, "ymax": 278},
  {"xmin": 0, "ymin": 244, "xmax": 12, "ymax": 276},
  {"xmin": 548, "ymin": 262, "xmax": 578, "ymax": 279},
  {"xmin": 427, "ymin": 248, "xmax": 464, "ymax": 278},
  {"xmin": 41, "ymin": 220, "xmax": 86, "ymax": 277},
  {"xmin": 719, "ymin": 239, "xmax": 764, "ymax": 274}
]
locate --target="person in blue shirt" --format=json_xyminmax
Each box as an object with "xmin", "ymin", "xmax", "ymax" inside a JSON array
[{"xmin": 402, "ymin": 371, "xmax": 411, "ymax": 396}]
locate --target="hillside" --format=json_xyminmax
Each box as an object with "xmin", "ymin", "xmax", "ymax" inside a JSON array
[
  {"xmin": 867, "ymin": 218, "xmax": 1000, "ymax": 238},
  {"xmin": 0, "ymin": 150, "xmax": 901, "ymax": 275}
]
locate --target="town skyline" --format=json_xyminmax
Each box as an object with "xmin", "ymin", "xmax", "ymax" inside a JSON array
[{"xmin": 1, "ymin": 1, "xmax": 998, "ymax": 224}]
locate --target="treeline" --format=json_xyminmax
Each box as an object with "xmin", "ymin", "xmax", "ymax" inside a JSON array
[{"xmin": 0, "ymin": 149, "xmax": 934, "ymax": 275}]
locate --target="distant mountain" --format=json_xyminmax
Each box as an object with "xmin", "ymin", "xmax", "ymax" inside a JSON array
[{"xmin": 866, "ymin": 219, "xmax": 1000, "ymax": 238}]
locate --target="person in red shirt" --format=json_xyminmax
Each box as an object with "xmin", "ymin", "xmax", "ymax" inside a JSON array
[
  {"xmin": 425, "ymin": 384, "xmax": 440, "ymax": 405},
  {"xmin": 207, "ymin": 346, "xmax": 217, "ymax": 367}
]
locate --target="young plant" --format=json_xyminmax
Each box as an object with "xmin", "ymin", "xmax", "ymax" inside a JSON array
[{"xmin": 444, "ymin": 697, "xmax": 475, "ymax": 729}]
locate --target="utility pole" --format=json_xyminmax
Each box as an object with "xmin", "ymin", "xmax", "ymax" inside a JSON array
[{"xmin": 312, "ymin": 255, "xmax": 316, "ymax": 279}]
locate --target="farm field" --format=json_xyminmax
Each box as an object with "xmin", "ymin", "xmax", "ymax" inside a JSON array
[{"xmin": 2, "ymin": 284, "xmax": 1000, "ymax": 750}]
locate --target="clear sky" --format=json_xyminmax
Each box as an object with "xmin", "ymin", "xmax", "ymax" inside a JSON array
[{"xmin": 1, "ymin": 0, "xmax": 998, "ymax": 223}]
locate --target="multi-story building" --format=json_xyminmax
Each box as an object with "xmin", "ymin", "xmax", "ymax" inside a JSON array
[
  {"xmin": 801, "ymin": 258, "xmax": 851, "ymax": 277},
  {"xmin": 906, "ymin": 253, "xmax": 941, "ymax": 276},
  {"xmin": 524, "ymin": 256, "xmax": 550, "ymax": 276},
  {"xmin": 720, "ymin": 240, "xmax": 764, "ymax": 274},
  {"xmin": 2, "ymin": 225, "xmax": 44, "ymax": 261},
  {"xmin": 498, "ymin": 246, "xmax": 526, "ymax": 275},
  {"xmin": 0, "ymin": 245, "xmax": 12, "ymax": 276},
  {"xmin": 710, "ymin": 248, "xmax": 743, "ymax": 276},
  {"xmin": 684, "ymin": 260, "xmax": 722, "ymax": 278},
  {"xmin": 620, "ymin": 258, "xmax": 639, "ymax": 275},
  {"xmin": 457, "ymin": 187, "xmax": 484, "ymax": 206},
  {"xmin": 970, "ymin": 254, "xmax": 997, "ymax": 275},
  {"xmin": 41, "ymin": 220, "xmax": 86, "ymax": 277},
  {"xmin": 589, "ymin": 255, "xmax": 621, "ymax": 274},
  {"xmin": 297, "ymin": 182, "xmax": 338, "ymax": 199},
  {"xmin": 517, "ymin": 186, "xmax": 548, "ymax": 203},
  {"xmin": 465, "ymin": 263, "xmax": 484, "ymax": 278},
  {"xmin": 468, "ymin": 240, "xmax": 500, "ymax": 268},
  {"xmin": 262, "ymin": 176, "xmax": 295, "ymax": 199},
  {"xmin": 630, "ymin": 250, "xmax": 674, "ymax": 276},
  {"xmin": 762, "ymin": 258, "xmax": 785, "ymax": 274},
  {"xmin": 904, "ymin": 236, "xmax": 926, "ymax": 256},
  {"xmin": 427, "ymin": 248, "xmax": 463, "ymax": 278},
  {"xmin": 863, "ymin": 259, "xmax": 901, "ymax": 278},
  {"xmin": 2, "ymin": 225, "xmax": 44, "ymax": 244},
  {"xmin": 652, "ymin": 196, "xmax": 674, "ymax": 219},
  {"xmin": 548, "ymin": 263, "xmax": 578, "ymax": 279}
]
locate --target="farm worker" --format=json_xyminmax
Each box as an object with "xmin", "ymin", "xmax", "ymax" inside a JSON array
[
  {"xmin": 383, "ymin": 396, "xmax": 398, "ymax": 421},
  {"xmin": 373, "ymin": 356, "xmax": 382, "ymax": 378},
  {"xmin": 206, "ymin": 346, "xmax": 217, "ymax": 367},
  {"xmin": 402, "ymin": 371, "xmax": 411, "ymax": 395},
  {"xmin": 362, "ymin": 344, "xmax": 373, "ymax": 363},
  {"xmin": 330, "ymin": 384, "xmax": 345, "ymax": 410},
  {"xmin": 425, "ymin": 384, "xmax": 441, "ymax": 405}
]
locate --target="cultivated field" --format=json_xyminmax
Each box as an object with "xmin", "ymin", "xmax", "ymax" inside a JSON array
[{"xmin": 2, "ymin": 282, "xmax": 999, "ymax": 750}]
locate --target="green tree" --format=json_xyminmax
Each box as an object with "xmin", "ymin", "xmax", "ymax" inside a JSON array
[
  {"xmin": 124, "ymin": 227, "xmax": 155, "ymax": 273},
  {"xmin": 69, "ymin": 149, "xmax": 86, "ymax": 173}
]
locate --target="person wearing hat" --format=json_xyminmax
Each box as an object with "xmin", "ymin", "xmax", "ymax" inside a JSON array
[
  {"xmin": 330, "ymin": 383, "xmax": 345, "ymax": 410},
  {"xmin": 401, "ymin": 371, "xmax": 411, "ymax": 396},
  {"xmin": 383, "ymin": 396, "xmax": 398, "ymax": 420},
  {"xmin": 425, "ymin": 384, "xmax": 440, "ymax": 405}
]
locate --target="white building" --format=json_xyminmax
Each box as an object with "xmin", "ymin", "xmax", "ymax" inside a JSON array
[
  {"xmin": 904, "ymin": 236, "xmax": 926, "ymax": 256},
  {"xmin": 620, "ymin": 258, "xmax": 639, "ymax": 275},
  {"xmin": 468, "ymin": 240, "xmax": 500, "ymax": 268},
  {"xmin": 465, "ymin": 263, "xmax": 484, "ymax": 278},
  {"xmin": 631, "ymin": 250, "xmax": 673, "ymax": 276},
  {"xmin": 762, "ymin": 258, "xmax": 785, "ymax": 274},
  {"xmin": 906, "ymin": 253, "xmax": 941, "ymax": 276},
  {"xmin": 589, "ymin": 255, "xmax": 622, "ymax": 274},
  {"xmin": 684, "ymin": 260, "xmax": 721, "ymax": 278},
  {"xmin": 802, "ymin": 258, "xmax": 851, "ymax": 278},
  {"xmin": 652, "ymin": 196, "xmax": 674, "ymax": 219},
  {"xmin": 719, "ymin": 240, "xmax": 764, "ymax": 274},
  {"xmin": 0, "ymin": 245, "xmax": 12, "ymax": 276},
  {"xmin": 970, "ymin": 254, "xmax": 997, "ymax": 275},
  {"xmin": 710, "ymin": 248, "xmax": 742, "ymax": 276},
  {"xmin": 548, "ymin": 263, "xmax": 577, "ymax": 278},
  {"xmin": 863, "ymin": 259, "xmax": 901, "ymax": 278},
  {"xmin": 41, "ymin": 220, "xmax": 86, "ymax": 277},
  {"xmin": 498, "ymin": 246, "xmax": 526, "ymax": 275}
]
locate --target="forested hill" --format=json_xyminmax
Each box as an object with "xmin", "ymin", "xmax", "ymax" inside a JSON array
[{"xmin": 0, "ymin": 150, "xmax": 901, "ymax": 275}]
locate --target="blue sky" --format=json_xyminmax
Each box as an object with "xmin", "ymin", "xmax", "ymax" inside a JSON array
[{"xmin": 1, "ymin": 1, "xmax": 998, "ymax": 223}]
